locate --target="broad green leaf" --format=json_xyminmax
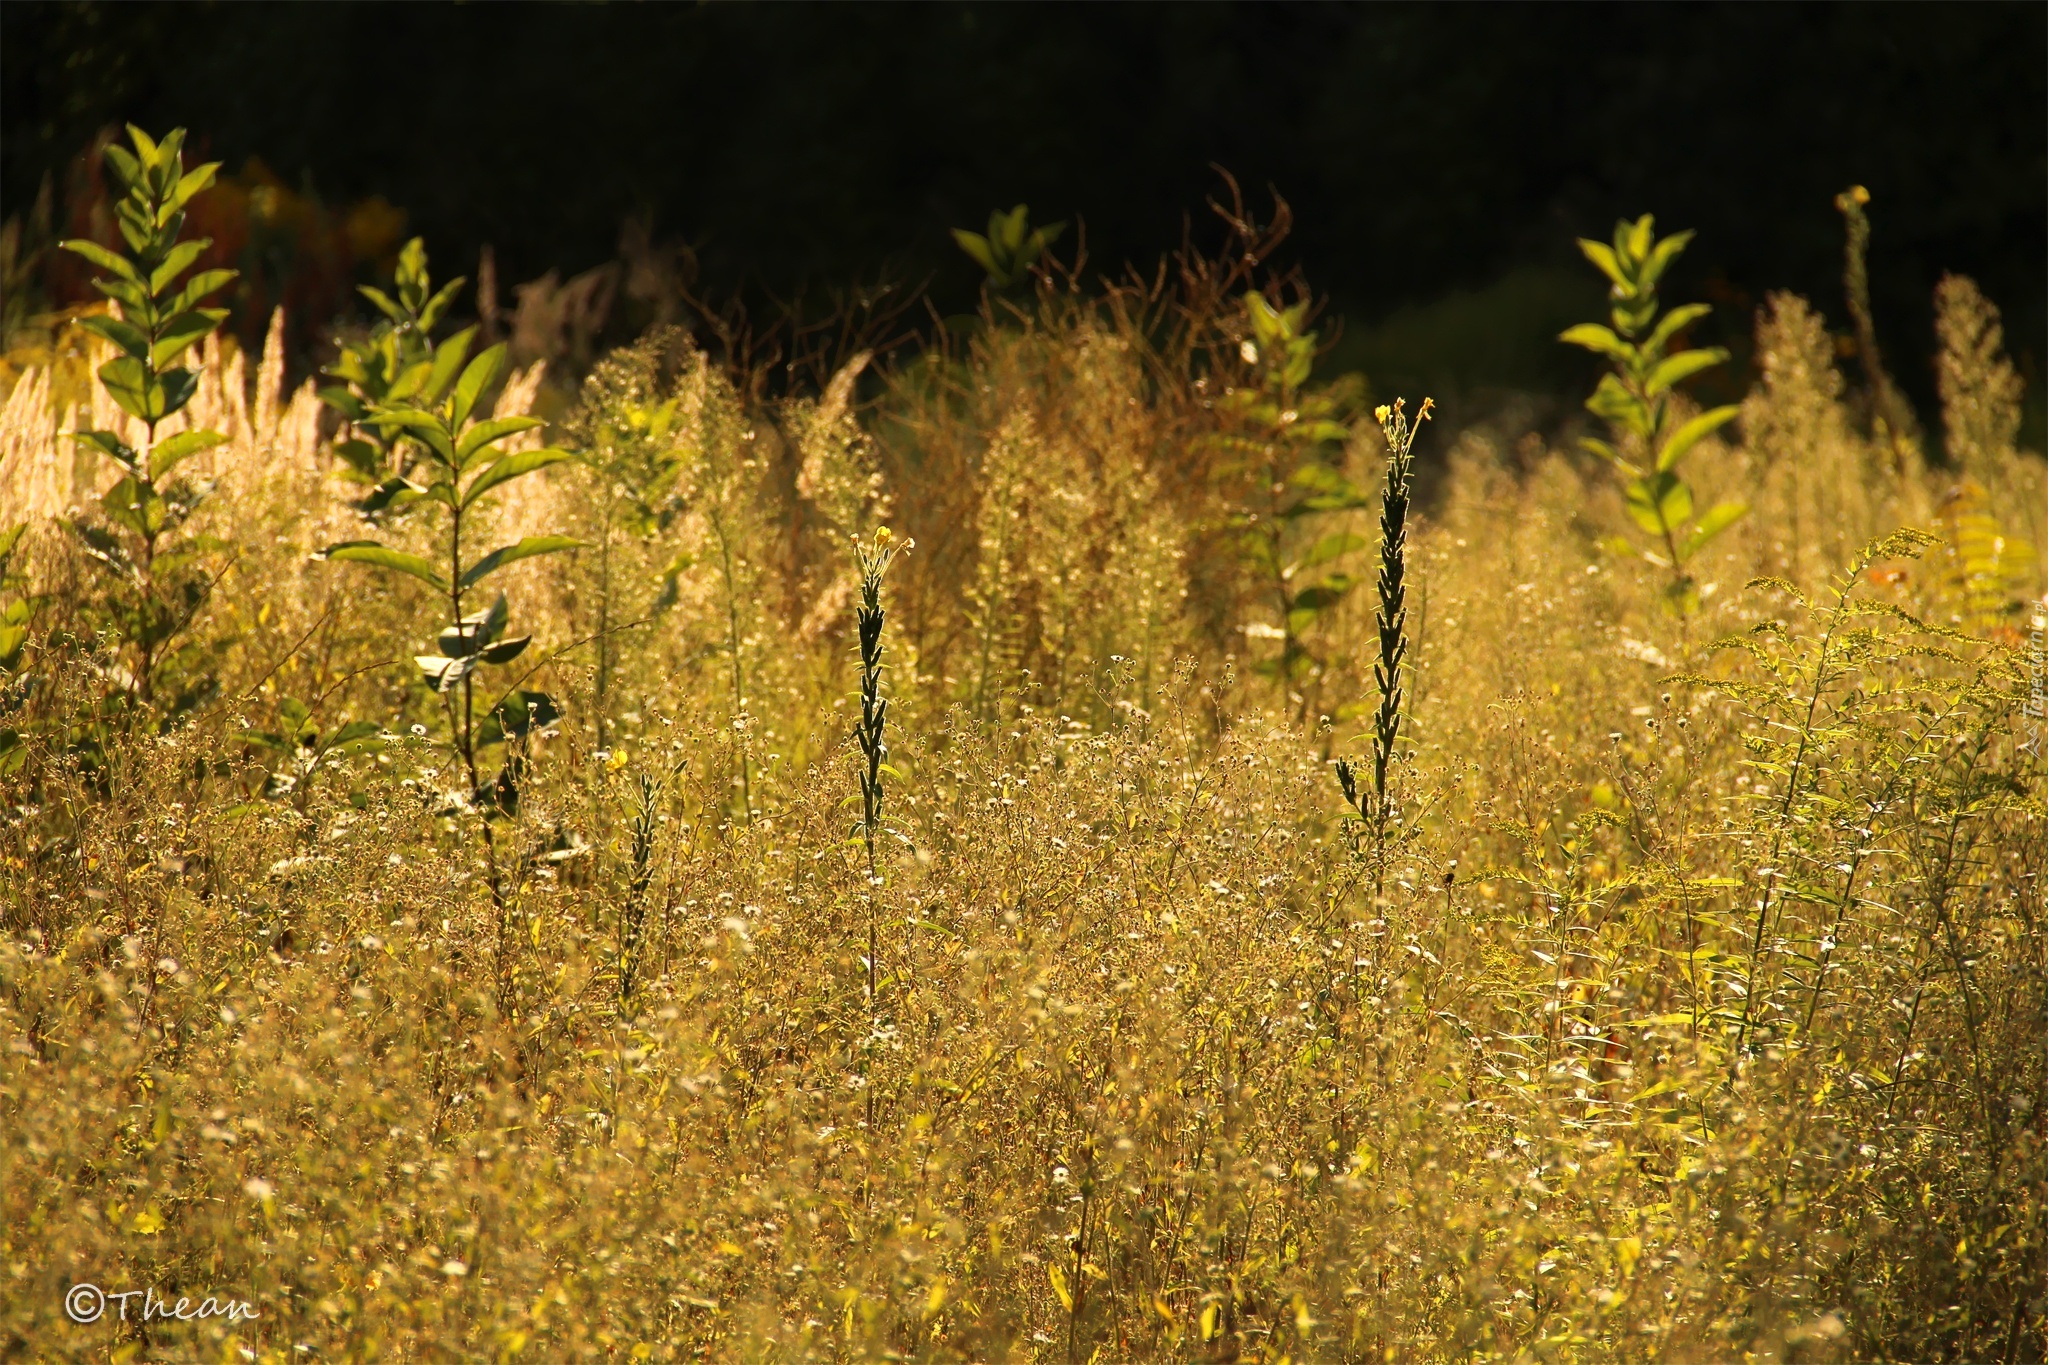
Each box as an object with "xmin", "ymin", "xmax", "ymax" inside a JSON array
[
  {"xmin": 149, "ymin": 240, "xmax": 207, "ymax": 294},
  {"xmin": 100, "ymin": 476, "xmax": 157, "ymax": 538},
  {"xmin": 320, "ymin": 387, "xmax": 370, "ymax": 423},
  {"xmin": 454, "ymin": 415, "xmax": 546, "ymax": 465},
  {"xmin": 318, "ymin": 540, "xmax": 449, "ymax": 592},
  {"xmin": 77, "ymin": 313, "xmax": 151, "ymax": 360},
  {"xmin": 148, "ymin": 428, "xmax": 227, "ymax": 479},
  {"xmin": 461, "ymin": 448, "xmax": 571, "ymax": 508},
  {"xmin": 459, "ymin": 535, "xmax": 582, "ymax": 590},
  {"xmin": 172, "ymin": 269, "xmax": 236, "ymax": 313},
  {"xmin": 491, "ymin": 689, "xmax": 561, "ymax": 740},
  {"xmin": 166, "ymin": 163, "xmax": 219, "ymax": 217},
  {"xmin": 90, "ymin": 275, "xmax": 150, "ymax": 314},
  {"xmin": 1656, "ymin": 405, "xmax": 1741, "ymax": 471},
  {"xmin": 358, "ymin": 285, "xmax": 405, "ymax": 322},
  {"xmin": 437, "ymin": 595, "xmax": 510, "ymax": 657},
  {"xmin": 1625, "ymin": 471, "xmax": 1694, "ymax": 537},
  {"xmin": 72, "ymin": 429, "xmax": 140, "ymax": 469},
  {"xmin": 1638, "ymin": 229, "xmax": 1695, "ymax": 291},
  {"xmin": 370, "ymin": 407, "xmax": 457, "ymax": 466},
  {"xmin": 1645, "ymin": 347, "xmax": 1728, "ymax": 396},
  {"xmin": 1576, "ymin": 238, "xmax": 1627, "ymax": 288},
  {"xmin": 418, "ymin": 278, "xmax": 466, "ymax": 333},
  {"xmin": 417, "ymin": 652, "xmax": 477, "ymax": 693},
  {"xmin": 151, "ymin": 309, "xmax": 227, "ymax": 368},
  {"xmin": 1291, "ymin": 580, "xmax": 1352, "ymax": 613},
  {"xmin": 327, "ymin": 720, "xmax": 384, "ymax": 750},
  {"xmin": 333, "ymin": 438, "xmax": 381, "ymax": 481},
  {"xmin": 159, "ymin": 368, "xmax": 200, "ymax": 422},
  {"xmin": 951, "ymin": 229, "xmax": 1000, "ymax": 279},
  {"xmin": 1585, "ymin": 373, "xmax": 1654, "ymax": 439},
  {"xmin": 451, "ymin": 342, "xmax": 507, "ymax": 428},
  {"xmin": 1644, "ymin": 302, "xmax": 1712, "ymax": 356},
  {"xmin": 1558, "ymin": 322, "xmax": 1633, "ymax": 361},
  {"xmin": 479, "ymin": 635, "xmax": 531, "ymax": 665},
  {"xmin": 1579, "ymin": 436, "xmax": 1636, "ymax": 472},
  {"xmin": 358, "ymin": 477, "xmax": 425, "ymax": 514},
  {"xmin": 98, "ymin": 357, "xmax": 159, "ymax": 421},
  {"xmin": 423, "ymin": 327, "xmax": 477, "ymax": 403},
  {"xmin": 1295, "ymin": 531, "xmax": 1370, "ymax": 572},
  {"xmin": 61, "ymin": 239, "xmax": 141, "ymax": 283},
  {"xmin": 1680, "ymin": 501, "xmax": 1749, "ymax": 560}
]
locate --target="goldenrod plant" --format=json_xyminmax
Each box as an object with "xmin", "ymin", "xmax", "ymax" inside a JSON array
[
  {"xmin": 1562, "ymin": 214, "xmax": 1747, "ymax": 612},
  {"xmin": 1834, "ymin": 185, "xmax": 1923, "ymax": 460},
  {"xmin": 59, "ymin": 125, "xmax": 238, "ymax": 709}
]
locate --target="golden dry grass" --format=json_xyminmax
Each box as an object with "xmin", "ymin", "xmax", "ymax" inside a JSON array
[{"xmin": 1, "ymin": 267, "xmax": 2044, "ymax": 1363}]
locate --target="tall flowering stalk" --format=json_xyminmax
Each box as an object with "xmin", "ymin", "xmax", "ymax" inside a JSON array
[{"xmin": 1336, "ymin": 398, "xmax": 1430, "ymax": 883}]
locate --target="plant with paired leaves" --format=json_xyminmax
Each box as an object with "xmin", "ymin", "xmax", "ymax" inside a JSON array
[
  {"xmin": 1221, "ymin": 291, "xmax": 1370, "ymax": 719},
  {"xmin": 59, "ymin": 125, "xmax": 238, "ymax": 708},
  {"xmin": 952, "ymin": 205, "xmax": 1066, "ymax": 291},
  {"xmin": 316, "ymin": 329, "xmax": 579, "ymax": 829},
  {"xmin": 1335, "ymin": 397, "xmax": 1430, "ymax": 881},
  {"xmin": 1561, "ymin": 215, "xmax": 1746, "ymax": 612},
  {"xmin": 319, "ymin": 237, "xmax": 468, "ymax": 517}
]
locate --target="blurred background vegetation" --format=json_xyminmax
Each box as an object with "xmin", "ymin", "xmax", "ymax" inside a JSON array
[{"xmin": 3, "ymin": 1, "xmax": 2042, "ymax": 436}]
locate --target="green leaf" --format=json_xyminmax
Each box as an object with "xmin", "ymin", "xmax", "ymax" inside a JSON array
[
  {"xmin": 1638, "ymin": 229, "xmax": 1695, "ymax": 292},
  {"xmin": 317, "ymin": 541, "xmax": 449, "ymax": 592},
  {"xmin": 1644, "ymin": 347, "xmax": 1728, "ymax": 396},
  {"xmin": 72, "ymin": 429, "xmax": 140, "ymax": 469},
  {"xmin": 333, "ymin": 438, "xmax": 381, "ymax": 481},
  {"xmin": 327, "ymin": 720, "xmax": 384, "ymax": 750},
  {"xmin": 358, "ymin": 477, "xmax": 425, "ymax": 514},
  {"xmin": 370, "ymin": 408, "xmax": 457, "ymax": 467},
  {"xmin": 451, "ymin": 343, "xmax": 507, "ymax": 428},
  {"xmin": 1625, "ymin": 471, "xmax": 1694, "ymax": 537},
  {"xmin": 454, "ymin": 415, "xmax": 546, "ymax": 465},
  {"xmin": 100, "ymin": 476, "xmax": 157, "ymax": 538},
  {"xmin": 458, "ymin": 535, "xmax": 581, "ymax": 590},
  {"xmin": 149, "ymin": 240, "xmax": 208, "ymax": 295},
  {"xmin": 422, "ymin": 327, "xmax": 477, "ymax": 404},
  {"xmin": 148, "ymin": 428, "xmax": 227, "ymax": 479},
  {"xmin": 437, "ymin": 595, "xmax": 510, "ymax": 657},
  {"xmin": 479, "ymin": 635, "xmax": 532, "ymax": 665},
  {"xmin": 1291, "ymin": 578, "xmax": 1353, "ymax": 613},
  {"xmin": 171, "ymin": 269, "xmax": 236, "ymax": 313},
  {"xmin": 1558, "ymin": 322, "xmax": 1634, "ymax": 361},
  {"xmin": 951, "ymin": 229, "xmax": 1000, "ymax": 280},
  {"xmin": 1295, "ymin": 531, "xmax": 1370, "ymax": 572},
  {"xmin": 320, "ymin": 387, "xmax": 369, "ymax": 423},
  {"xmin": 98, "ymin": 357, "xmax": 161, "ymax": 422},
  {"xmin": 76, "ymin": 313, "xmax": 151, "ymax": 360},
  {"xmin": 1585, "ymin": 373, "xmax": 1654, "ymax": 440},
  {"xmin": 1644, "ymin": 302, "xmax": 1712, "ymax": 357},
  {"xmin": 461, "ymin": 448, "xmax": 570, "ymax": 508},
  {"xmin": 150, "ymin": 309, "xmax": 227, "ymax": 368},
  {"xmin": 418, "ymin": 278, "xmax": 466, "ymax": 333},
  {"xmin": 1655, "ymin": 405, "xmax": 1740, "ymax": 472},
  {"xmin": 167, "ymin": 163, "xmax": 219, "ymax": 216},
  {"xmin": 416, "ymin": 653, "xmax": 477, "ymax": 693},
  {"xmin": 1680, "ymin": 501, "xmax": 1748, "ymax": 560},
  {"xmin": 61, "ymin": 239, "xmax": 141, "ymax": 283},
  {"xmin": 358, "ymin": 285, "xmax": 405, "ymax": 322},
  {"xmin": 1576, "ymin": 238, "xmax": 1627, "ymax": 289}
]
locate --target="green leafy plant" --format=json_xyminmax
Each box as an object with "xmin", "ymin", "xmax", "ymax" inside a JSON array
[
  {"xmin": 952, "ymin": 204, "xmax": 1066, "ymax": 290},
  {"xmin": 319, "ymin": 237, "xmax": 467, "ymax": 516},
  {"xmin": 1335, "ymin": 397, "xmax": 1430, "ymax": 878},
  {"xmin": 1562, "ymin": 214, "xmax": 1746, "ymax": 611},
  {"xmin": 59, "ymin": 125, "xmax": 238, "ymax": 707},
  {"xmin": 1222, "ymin": 291, "xmax": 1369, "ymax": 718},
  {"xmin": 316, "ymin": 323, "xmax": 579, "ymax": 946}
]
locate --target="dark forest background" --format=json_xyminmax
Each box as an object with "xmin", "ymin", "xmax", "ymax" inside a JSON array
[{"xmin": 3, "ymin": 1, "xmax": 2042, "ymax": 422}]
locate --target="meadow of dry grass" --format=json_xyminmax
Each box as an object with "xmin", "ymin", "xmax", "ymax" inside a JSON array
[{"xmin": 1, "ymin": 233, "xmax": 2044, "ymax": 1363}]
